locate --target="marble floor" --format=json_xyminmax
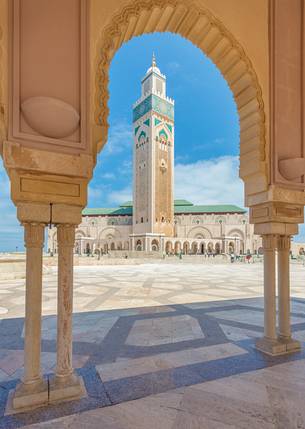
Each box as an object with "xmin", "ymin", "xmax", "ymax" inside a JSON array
[{"xmin": 0, "ymin": 262, "xmax": 305, "ymax": 428}]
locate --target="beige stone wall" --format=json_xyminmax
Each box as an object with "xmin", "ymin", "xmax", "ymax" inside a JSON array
[
  {"xmin": 0, "ymin": 0, "xmax": 8, "ymax": 153},
  {"xmin": 0, "ymin": 0, "xmax": 303, "ymax": 240},
  {"xmin": 48, "ymin": 211, "xmax": 262, "ymax": 254}
]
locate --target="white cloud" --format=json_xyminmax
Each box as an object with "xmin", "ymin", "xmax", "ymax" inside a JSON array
[
  {"xmin": 88, "ymin": 186, "xmax": 103, "ymax": 202},
  {"xmin": 101, "ymin": 173, "xmax": 115, "ymax": 180},
  {"xmin": 103, "ymin": 120, "xmax": 132, "ymax": 156},
  {"xmin": 167, "ymin": 61, "xmax": 181, "ymax": 73},
  {"xmin": 174, "ymin": 156, "xmax": 244, "ymax": 207},
  {"xmin": 107, "ymin": 186, "xmax": 132, "ymax": 206}
]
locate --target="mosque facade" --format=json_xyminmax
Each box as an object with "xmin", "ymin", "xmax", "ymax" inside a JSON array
[{"xmin": 48, "ymin": 57, "xmax": 262, "ymax": 256}]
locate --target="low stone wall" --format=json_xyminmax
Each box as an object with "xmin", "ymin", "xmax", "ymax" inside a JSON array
[
  {"xmin": 0, "ymin": 260, "xmax": 26, "ymax": 279},
  {"xmin": 0, "ymin": 253, "xmax": 51, "ymax": 279}
]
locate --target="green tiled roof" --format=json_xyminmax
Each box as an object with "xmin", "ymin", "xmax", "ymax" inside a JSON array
[
  {"xmin": 82, "ymin": 207, "xmax": 132, "ymax": 216},
  {"xmin": 82, "ymin": 201, "xmax": 246, "ymax": 216},
  {"xmin": 174, "ymin": 204, "xmax": 246, "ymax": 214},
  {"xmin": 174, "ymin": 199, "xmax": 193, "ymax": 206}
]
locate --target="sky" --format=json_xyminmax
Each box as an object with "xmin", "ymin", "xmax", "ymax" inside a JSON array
[{"xmin": 0, "ymin": 32, "xmax": 304, "ymax": 252}]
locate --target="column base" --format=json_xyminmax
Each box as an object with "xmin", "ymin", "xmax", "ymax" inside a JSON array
[
  {"xmin": 255, "ymin": 337, "xmax": 287, "ymax": 356},
  {"xmin": 11, "ymin": 378, "xmax": 48, "ymax": 410},
  {"xmin": 49, "ymin": 373, "xmax": 86, "ymax": 403},
  {"xmin": 278, "ymin": 336, "xmax": 301, "ymax": 352}
]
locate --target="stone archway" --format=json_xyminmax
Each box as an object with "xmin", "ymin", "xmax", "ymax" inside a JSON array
[
  {"xmin": 151, "ymin": 239, "xmax": 159, "ymax": 251},
  {"xmin": 183, "ymin": 241, "xmax": 190, "ymax": 255},
  {"xmin": 174, "ymin": 241, "xmax": 181, "ymax": 254},
  {"xmin": 165, "ymin": 241, "xmax": 173, "ymax": 254},
  {"xmin": 94, "ymin": 0, "xmax": 268, "ymax": 200},
  {"xmin": 191, "ymin": 242, "xmax": 198, "ymax": 254},
  {"xmin": 136, "ymin": 239, "xmax": 143, "ymax": 251},
  {"xmin": 207, "ymin": 242, "xmax": 213, "ymax": 254}
]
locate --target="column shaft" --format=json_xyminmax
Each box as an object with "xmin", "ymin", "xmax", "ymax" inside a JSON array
[
  {"xmin": 263, "ymin": 235, "xmax": 277, "ymax": 340},
  {"xmin": 278, "ymin": 235, "xmax": 291, "ymax": 339},
  {"xmin": 23, "ymin": 223, "xmax": 45, "ymax": 384},
  {"xmin": 56, "ymin": 224, "xmax": 75, "ymax": 379}
]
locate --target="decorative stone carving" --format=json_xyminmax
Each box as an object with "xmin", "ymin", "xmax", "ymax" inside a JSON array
[
  {"xmin": 277, "ymin": 235, "xmax": 290, "ymax": 251},
  {"xmin": 23, "ymin": 223, "xmax": 45, "ymax": 248},
  {"xmin": 94, "ymin": 0, "xmax": 267, "ymax": 196},
  {"xmin": 57, "ymin": 224, "xmax": 76, "ymax": 247},
  {"xmin": 262, "ymin": 234, "xmax": 278, "ymax": 251},
  {"xmin": 250, "ymin": 201, "xmax": 304, "ymax": 225},
  {"xmin": 21, "ymin": 97, "xmax": 80, "ymax": 139},
  {"xmin": 278, "ymin": 158, "xmax": 305, "ymax": 181}
]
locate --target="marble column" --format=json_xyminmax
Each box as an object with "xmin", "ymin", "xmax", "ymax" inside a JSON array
[
  {"xmin": 13, "ymin": 223, "xmax": 48, "ymax": 409},
  {"xmin": 277, "ymin": 235, "xmax": 300, "ymax": 351},
  {"xmin": 49, "ymin": 224, "xmax": 83, "ymax": 402},
  {"xmin": 256, "ymin": 234, "xmax": 286, "ymax": 355}
]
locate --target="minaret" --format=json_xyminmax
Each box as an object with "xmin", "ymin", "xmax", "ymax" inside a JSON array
[{"xmin": 132, "ymin": 54, "xmax": 174, "ymax": 239}]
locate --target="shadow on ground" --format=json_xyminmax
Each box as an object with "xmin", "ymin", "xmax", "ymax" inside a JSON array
[{"xmin": 0, "ymin": 296, "xmax": 305, "ymax": 428}]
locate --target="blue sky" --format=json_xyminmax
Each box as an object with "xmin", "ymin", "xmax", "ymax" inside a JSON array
[{"xmin": 0, "ymin": 32, "xmax": 304, "ymax": 251}]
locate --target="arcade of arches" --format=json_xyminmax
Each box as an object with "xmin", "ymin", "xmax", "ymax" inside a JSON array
[{"xmin": 0, "ymin": 0, "xmax": 305, "ymax": 411}]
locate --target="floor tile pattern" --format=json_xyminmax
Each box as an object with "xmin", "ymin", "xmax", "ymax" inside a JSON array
[{"xmin": 0, "ymin": 263, "xmax": 304, "ymax": 428}]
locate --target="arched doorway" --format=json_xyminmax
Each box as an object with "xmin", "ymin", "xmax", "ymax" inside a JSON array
[
  {"xmin": 136, "ymin": 239, "xmax": 142, "ymax": 251},
  {"xmin": 200, "ymin": 243, "xmax": 205, "ymax": 254},
  {"xmin": 165, "ymin": 241, "xmax": 173, "ymax": 254},
  {"xmin": 215, "ymin": 242, "xmax": 221, "ymax": 254},
  {"xmin": 183, "ymin": 241, "xmax": 190, "ymax": 255},
  {"xmin": 207, "ymin": 242, "xmax": 213, "ymax": 254},
  {"xmin": 174, "ymin": 241, "xmax": 181, "ymax": 254},
  {"xmin": 110, "ymin": 242, "xmax": 115, "ymax": 251},
  {"xmin": 228, "ymin": 242, "xmax": 235, "ymax": 254},
  {"xmin": 151, "ymin": 239, "xmax": 159, "ymax": 252},
  {"xmin": 191, "ymin": 242, "xmax": 198, "ymax": 254}
]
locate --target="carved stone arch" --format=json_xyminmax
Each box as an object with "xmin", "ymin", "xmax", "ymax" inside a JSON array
[
  {"xmin": 75, "ymin": 229, "xmax": 86, "ymax": 238},
  {"xmin": 227, "ymin": 228, "xmax": 244, "ymax": 239},
  {"xmin": 94, "ymin": 0, "xmax": 268, "ymax": 200},
  {"xmin": 187, "ymin": 226, "xmax": 212, "ymax": 239},
  {"xmin": 98, "ymin": 227, "xmax": 121, "ymax": 240}
]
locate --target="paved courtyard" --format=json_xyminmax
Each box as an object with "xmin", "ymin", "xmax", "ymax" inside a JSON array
[{"xmin": 0, "ymin": 262, "xmax": 305, "ymax": 428}]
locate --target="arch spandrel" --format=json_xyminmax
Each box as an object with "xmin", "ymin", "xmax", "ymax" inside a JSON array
[{"xmin": 94, "ymin": 0, "xmax": 268, "ymax": 201}]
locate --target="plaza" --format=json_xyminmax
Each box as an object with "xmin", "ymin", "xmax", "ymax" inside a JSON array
[
  {"xmin": 1, "ymin": 0, "xmax": 305, "ymax": 423},
  {"xmin": 0, "ymin": 261, "xmax": 304, "ymax": 427}
]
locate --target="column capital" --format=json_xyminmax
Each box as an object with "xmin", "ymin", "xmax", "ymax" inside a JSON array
[
  {"xmin": 278, "ymin": 235, "xmax": 291, "ymax": 251},
  {"xmin": 56, "ymin": 224, "xmax": 76, "ymax": 247},
  {"xmin": 23, "ymin": 223, "xmax": 45, "ymax": 248},
  {"xmin": 262, "ymin": 234, "xmax": 278, "ymax": 251}
]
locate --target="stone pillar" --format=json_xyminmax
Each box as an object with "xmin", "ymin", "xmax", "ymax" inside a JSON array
[
  {"xmin": 256, "ymin": 234, "xmax": 286, "ymax": 355},
  {"xmin": 145, "ymin": 236, "xmax": 149, "ymax": 251},
  {"xmin": 13, "ymin": 223, "xmax": 48, "ymax": 409},
  {"xmin": 277, "ymin": 235, "xmax": 300, "ymax": 351},
  {"xmin": 49, "ymin": 224, "xmax": 83, "ymax": 402}
]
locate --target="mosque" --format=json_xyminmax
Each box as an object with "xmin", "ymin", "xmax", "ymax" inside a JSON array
[{"xmin": 48, "ymin": 56, "xmax": 262, "ymax": 256}]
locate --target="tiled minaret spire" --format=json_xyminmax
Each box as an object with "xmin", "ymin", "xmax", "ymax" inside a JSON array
[{"xmin": 132, "ymin": 54, "xmax": 175, "ymax": 236}]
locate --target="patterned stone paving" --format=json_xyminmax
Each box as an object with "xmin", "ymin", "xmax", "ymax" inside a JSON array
[{"xmin": 0, "ymin": 262, "xmax": 305, "ymax": 428}]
